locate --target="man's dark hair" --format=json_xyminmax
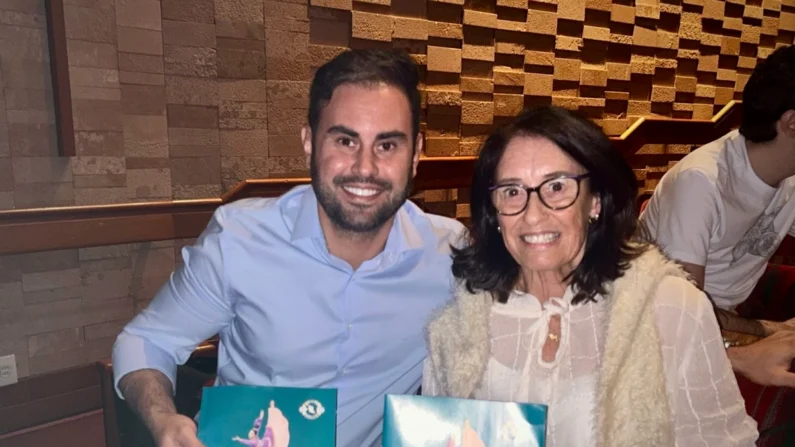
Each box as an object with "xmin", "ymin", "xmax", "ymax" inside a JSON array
[
  {"xmin": 308, "ymin": 49, "xmax": 421, "ymax": 144},
  {"xmin": 740, "ymin": 45, "xmax": 795, "ymax": 143},
  {"xmin": 452, "ymin": 106, "xmax": 646, "ymax": 305}
]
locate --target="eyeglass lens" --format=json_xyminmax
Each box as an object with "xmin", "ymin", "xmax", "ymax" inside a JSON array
[{"xmin": 491, "ymin": 177, "xmax": 580, "ymax": 215}]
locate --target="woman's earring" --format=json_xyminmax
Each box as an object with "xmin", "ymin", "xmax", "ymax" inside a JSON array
[
  {"xmin": 589, "ymin": 214, "xmax": 599, "ymax": 224},
  {"xmin": 497, "ymin": 225, "xmax": 501, "ymax": 233}
]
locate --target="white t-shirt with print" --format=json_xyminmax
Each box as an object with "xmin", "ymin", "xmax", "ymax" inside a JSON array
[{"xmin": 640, "ymin": 129, "xmax": 795, "ymax": 310}]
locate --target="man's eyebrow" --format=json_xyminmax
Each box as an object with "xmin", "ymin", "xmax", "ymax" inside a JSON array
[
  {"xmin": 326, "ymin": 125, "xmax": 359, "ymax": 138},
  {"xmin": 376, "ymin": 130, "xmax": 408, "ymax": 141},
  {"xmin": 326, "ymin": 127, "xmax": 408, "ymax": 142}
]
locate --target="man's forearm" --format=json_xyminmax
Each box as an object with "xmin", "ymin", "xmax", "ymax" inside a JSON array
[
  {"xmin": 118, "ymin": 369, "xmax": 178, "ymax": 432},
  {"xmin": 676, "ymin": 262, "xmax": 765, "ymax": 336},
  {"xmin": 701, "ymin": 288, "xmax": 766, "ymax": 337},
  {"xmin": 712, "ymin": 306, "xmax": 766, "ymax": 337}
]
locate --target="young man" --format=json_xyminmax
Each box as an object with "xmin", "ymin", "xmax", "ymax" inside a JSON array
[
  {"xmin": 111, "ymin": 49, "xmax": 465, "ymax": 447},
  {"xmin": 640, "ymin": 45, "xmax": 795, "ymax": 388}
]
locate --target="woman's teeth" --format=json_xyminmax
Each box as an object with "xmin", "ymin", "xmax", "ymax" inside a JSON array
[
  {"xmin": 343, "ymin": 186, "xmax": 379, "ymax": 197},
  {"xmin": 521, "ymin": 233, "xmax": 559, "ymax": 244}
]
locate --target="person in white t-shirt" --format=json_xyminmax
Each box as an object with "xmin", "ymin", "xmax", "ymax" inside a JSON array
[{"xmin": 641, "ymin": 45, "xmax": 795, "ymax": 388}]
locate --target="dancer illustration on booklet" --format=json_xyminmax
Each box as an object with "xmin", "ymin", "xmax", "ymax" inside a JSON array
[
  {"xmin": 232, "ymin": 409, "xmax": 269, "ymax": 447},
  {"xmin": 232, "ymin": 401, "xmax": 289, "ymax": 447}
]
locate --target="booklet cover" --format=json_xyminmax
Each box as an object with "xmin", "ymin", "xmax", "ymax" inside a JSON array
[
  {"xmin": 197, "ymin": 385, "xmax": 337, "ymax": 447},
  {"xmin": 383, "ymin": 394, "xmax": 547, "ymax": 447}
]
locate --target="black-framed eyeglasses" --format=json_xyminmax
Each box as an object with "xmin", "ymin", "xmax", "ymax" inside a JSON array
[{"xmin": 489, "ymin": 173, "xmax": 591, "ymax": 216}]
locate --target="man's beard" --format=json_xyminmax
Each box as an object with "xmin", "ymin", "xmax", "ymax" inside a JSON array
[{"xmin": 310, "ymin": 153, "xmax": 413, "ymax": 234}]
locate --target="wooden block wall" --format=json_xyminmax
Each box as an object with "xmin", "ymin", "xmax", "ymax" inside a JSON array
[{"xmin": 308, "ymin": 0, "xmax": 795, "ymax": 158}]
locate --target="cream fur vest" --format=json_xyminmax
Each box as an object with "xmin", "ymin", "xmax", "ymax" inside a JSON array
[{"xmin": 425, "ymin": 246, "xmax": 690, "ymax": 447}]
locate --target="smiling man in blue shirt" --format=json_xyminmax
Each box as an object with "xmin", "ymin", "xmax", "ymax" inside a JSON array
[{"xmin": 112, "ymin": 49, "xmax": 465, "ymax": 447}]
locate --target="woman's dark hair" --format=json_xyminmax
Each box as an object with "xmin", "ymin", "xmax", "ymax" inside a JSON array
[
  {"xmin": 308, "ymin": 49, "xmax": 421, "ymax": 144},
  {"xmin": 452, "ymin": 105, "xmax": 645, "ymax": 305},
  {"xmin": 740, "ymin": 45, "xmax": 795, "ymax": 143}
]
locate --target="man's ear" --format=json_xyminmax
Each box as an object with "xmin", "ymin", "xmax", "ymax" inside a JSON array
[
  {"xmin": 301, "ymin": 125, "xmax": 312, "ymax": 169},
  {"xmin": 778, "ymin": 110, "xmax": 795, "ymax": 139},
  {"xmin": 412, "ymin": 132, "xmax": 424, "ymax": 177}
]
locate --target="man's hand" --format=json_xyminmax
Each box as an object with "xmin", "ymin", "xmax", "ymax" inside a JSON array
[
  {"xmin": 150, "ymin": 413, "xmax": 205, "ymax": 447},
  {"xmin": 118, "ymin": 369, "xmax": 205, "ymax": 447},
  {"xmin": 729, "ymin": 331, "xmax": 795, "ymax": 387},
  {"xmin": 760, "ymin": 316, "xmax": 795, "ymax": 336}
]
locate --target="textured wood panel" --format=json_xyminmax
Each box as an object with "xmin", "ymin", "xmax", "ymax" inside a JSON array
[{"xmin": 306, "ymin": 0, "xmax": 794, "ymax": 157}]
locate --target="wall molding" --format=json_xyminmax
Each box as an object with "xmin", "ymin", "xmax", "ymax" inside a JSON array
[
  {"xmin": 0, "ymin": 157, "xmax": 475, "ymax": 255},
  {"xmin": 612, "ymin": 100, "xmax": 743, "ymax": 160},
  {"xmin": 0, "ymin": 101, "xmax": 743, "ymax": 256}
]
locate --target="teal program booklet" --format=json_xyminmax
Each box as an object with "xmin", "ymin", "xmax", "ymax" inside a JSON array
[
  {"xmin": 383, "ymin": 394, "xmax": 547, "ymax": 447},
  {"xmin": 196, "ymin": 385, "xmax": 337, "ymax": 447}
]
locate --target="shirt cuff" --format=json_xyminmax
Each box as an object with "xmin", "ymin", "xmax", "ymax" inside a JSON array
[{"xmin": 111, "ymin": 333, "xmax": 178, "ymax": 399}]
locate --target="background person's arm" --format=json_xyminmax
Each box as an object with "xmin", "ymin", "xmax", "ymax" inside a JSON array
[
  {"xmin": 112, "ymin": 208, "xmax": 235, "ymax": 445},
  {"xmin": 679, "ymin": 261, "xmax": 767, "ymax": 337}
]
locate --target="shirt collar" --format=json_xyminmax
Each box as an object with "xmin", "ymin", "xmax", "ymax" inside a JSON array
[
  {"xmin": 290, "ymin": 186, "xmax": 325, "ymax": 242},
  {"xmin": 382, "ymin": 203, "xmax": 425, "ymax": 254},
  {"xmin": 289, "ymin": 187, "xmax": 426, "ymax": 255}
]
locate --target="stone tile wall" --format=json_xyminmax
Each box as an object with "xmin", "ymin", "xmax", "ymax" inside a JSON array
[
  {"xmin": 0, "ymin": 238, "xmax": 194, "ymax": 377},
  {"xmin": 0, "ymin": 0, "xmax": 793, "ymax": 378}
]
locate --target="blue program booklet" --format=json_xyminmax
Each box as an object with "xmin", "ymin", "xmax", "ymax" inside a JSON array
[
  {"xmin": 197, "ymin": 385, "xmax": 337, "ymax": 447},
  {"xmin": 383, "ymin": 394, "xmax": 547, "ymax": 447}
]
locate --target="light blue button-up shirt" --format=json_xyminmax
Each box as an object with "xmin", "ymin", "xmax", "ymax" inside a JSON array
[{"xmin": 112, "ymin": 185, "xmax": 465, "ymax": 447}]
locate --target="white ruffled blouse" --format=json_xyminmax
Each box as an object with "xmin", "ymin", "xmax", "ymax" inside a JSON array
[{"xmin": 423, "ymin": 276, "xmax": 758, "ymax": 446}]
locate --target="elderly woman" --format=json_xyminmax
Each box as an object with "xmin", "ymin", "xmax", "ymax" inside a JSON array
[{"xmin": 422, "ymin": 106, "xmax": 758, "ymax": 446}]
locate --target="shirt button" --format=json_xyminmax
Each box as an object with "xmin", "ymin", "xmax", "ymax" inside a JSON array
[
  {"xmin": 342, "ymin": 368, "xmax": 349, "ymax": 375},
  {"xmin": 347, "ymin": 323, "xmax": 353, "ymax": 330}
]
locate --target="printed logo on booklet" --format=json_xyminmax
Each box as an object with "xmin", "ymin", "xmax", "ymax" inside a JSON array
[
  {"xmin": 197, "ymin": 385, "xmax": 337, "ymax": 447},
  {"xmin": 299, "ymin": 399, "xmax": 325, "ymax": 420}
]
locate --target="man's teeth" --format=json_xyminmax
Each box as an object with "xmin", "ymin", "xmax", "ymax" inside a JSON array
[
  {"xmin": 343, "ymin": 186, "xmax": 379, "ymax": 197},
  {"xmin": 521, "ymin": 233, "xmax": 559, "ymax": 244}
]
